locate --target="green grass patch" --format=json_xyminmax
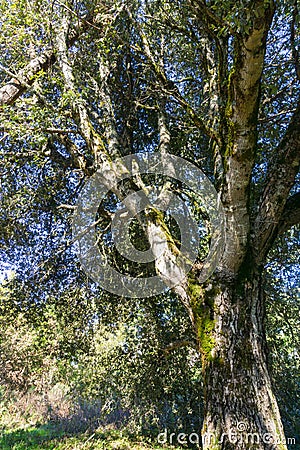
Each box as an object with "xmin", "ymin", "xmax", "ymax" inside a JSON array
[{"xmin": 0, "ymin": 424, "xmax": 182, "ymax": 449}]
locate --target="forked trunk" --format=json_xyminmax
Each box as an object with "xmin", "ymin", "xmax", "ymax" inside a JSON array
[{"xmin": 189, "ymin": 266, "xmax": 287, "ymax": 450}]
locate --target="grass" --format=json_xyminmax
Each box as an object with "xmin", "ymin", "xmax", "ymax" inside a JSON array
[{"xmin": 0, "ymin": 424, "xmax": 182, "ymax": 450}]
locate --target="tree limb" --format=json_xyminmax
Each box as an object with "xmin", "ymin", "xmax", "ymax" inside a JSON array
[
  {"xmin": 53, "ymin": 134, "xmax": 93, "ymax": 175},
  {"xmin": 127, "ymin": 8, "xmax": 221, "ymax": 146},
  {"xmin": 0, "ymin": 51, "xmax": 56, "ymax": 106},
  {"xmin": 220, "ymin": 0, "xmax": 275, "ymax": 272},
  {"xmin": 0, "ymin": 126, "xmax": 78, "ymax": 135},
  {"xmin": 55, "ymin": 14, "xmax": 108, "ymax": 165},
  {"xmin": 187, "ymin": 0, "xmax": 237, "ymax": 36},
  {"xmin": 291, "ymin": 0, "xmax": 300, "ymax": 81},
  {"xmin": 253, "ymin": 100, "xmax": 300, "ymax": 262},
  {"xmin": 277, "ymin": 192, "xmax": 300, "ymax": 235},
  {"xmin": 0, "ymin": 7, "xmax": 109, "ymax": 107}
]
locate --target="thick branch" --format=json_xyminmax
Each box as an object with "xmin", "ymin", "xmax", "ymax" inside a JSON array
[
  {"xmin": 0, "ymin": 126, "xmax": 78, "ymax": 135},
  {"xmin": 253, "ymin": 100, "xmax": 300, "ymax": 261},
  {"xmin": 0, "ymin": 8, "xmax": 108, "ymax": 107},
  {"xmin": 220, "ymin": 0, "xmax": 275, "ymax": 273},
  {"xmin": 54, "ymin": 135, "xmax": 93, "ymax": 175},
  {"xmin": 55, "ymin": 14, "xmax": 107, "ymax": 165},
  {"xmin": 154, "ymin": 98, "xmax": 176, "ymax": 210},
  {"xmin": 291, "ymin": 0, "xmax": 300, "ymax": 81},
  {"xmin": 95, "ymin": 60, "xmax": 121, "ymax": 159},
  {"xmin": 278, "ymin": 192, "xmax": 300, "ymax": 235},
  {"xmin": 55, "ymin": 17, "xmax": 188, "ymax": 295},
  {"xmin": 0, "ymin": 51, "xmax": 56, "ymax": 106}
]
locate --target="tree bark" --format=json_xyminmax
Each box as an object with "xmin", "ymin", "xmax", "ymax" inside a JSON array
[{"xmin": 187, "ymin": 262, "xmax": 287, "ymax": 449}]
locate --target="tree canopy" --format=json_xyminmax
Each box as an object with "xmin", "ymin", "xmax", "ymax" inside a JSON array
[{"xmin": 0, "ymin": 0, "xmax": 299, "ymax": 449}]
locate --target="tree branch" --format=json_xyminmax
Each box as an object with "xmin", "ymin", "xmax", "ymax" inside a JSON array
[
  {"xmin": 0, "ymin": 126, "xmax": 78, "ymax": 135},
  {"xmin": 187, "ymin": 0, "xmax": 237, "ymax": 36},
  {"xmin": 53, "ymin": 134, "xmax": 93, "ymax": 175},
  {"xmin": 55, "ymin": 14, "xmax": 108, "ymax": 165},
  {"xmin": 291, "ymin": 0, "xmax": 300, "ymax": 81},
  {"xmin": 277, "ymin": 192, "xmax": 300, "ymax": 235},
  {"xmin": 127, "ymin": 8, "xmax": 221, "ymax": 146},
  {"xmin": 0, "ymin": 6, "xmax": 110, "ymax": 107},
  {"xmin": 0, "ymin": 51, "xmax": 56, "ymax": 106},
  {"xmin": 91, "ymin": 60, "xmax": 121, "ymax": 159},
  {"xmin": 220, "ymin": 0, "xmax": 275, "ymax": 272},
  {"xmin": 253, "ymin": 100, "xmax": 300, "ymax": 261}
]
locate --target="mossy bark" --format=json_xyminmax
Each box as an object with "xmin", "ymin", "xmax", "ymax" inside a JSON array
[{"xmin": 187, "ymin": 266, "xmax": 287, "ymax": 450}]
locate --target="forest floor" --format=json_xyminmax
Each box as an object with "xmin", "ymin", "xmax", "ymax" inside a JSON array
[{"xmin": 0, "ymin": 424, "xmax": 182, "ymax": 449}]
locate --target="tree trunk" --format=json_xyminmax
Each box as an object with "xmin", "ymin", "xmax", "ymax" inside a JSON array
[{"xmin": 189, "ymin": 263, "xmax": 287, "ymax": 449}]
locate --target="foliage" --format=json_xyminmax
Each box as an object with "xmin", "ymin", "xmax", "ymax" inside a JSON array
[
  {"xmin": 0, "ymin": 0, "xmax": 299, "ymax": 447},
  {"xmin": 0, "ymin": 280, "xmax": 202, "ymax": 442},
  {"xmin": 265, "ymin": 226, "xmax": 300, "ymax": 444}
]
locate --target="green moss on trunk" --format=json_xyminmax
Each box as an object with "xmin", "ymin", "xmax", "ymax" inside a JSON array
[{"xmin": 187, "ymin": 275, "xmax": 221, "ymax": 363}]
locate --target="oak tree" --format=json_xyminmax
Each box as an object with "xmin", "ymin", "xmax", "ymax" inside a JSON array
[{"xmin": 0, "ymin": 0, "xmax": 299, "ymax": 448}]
